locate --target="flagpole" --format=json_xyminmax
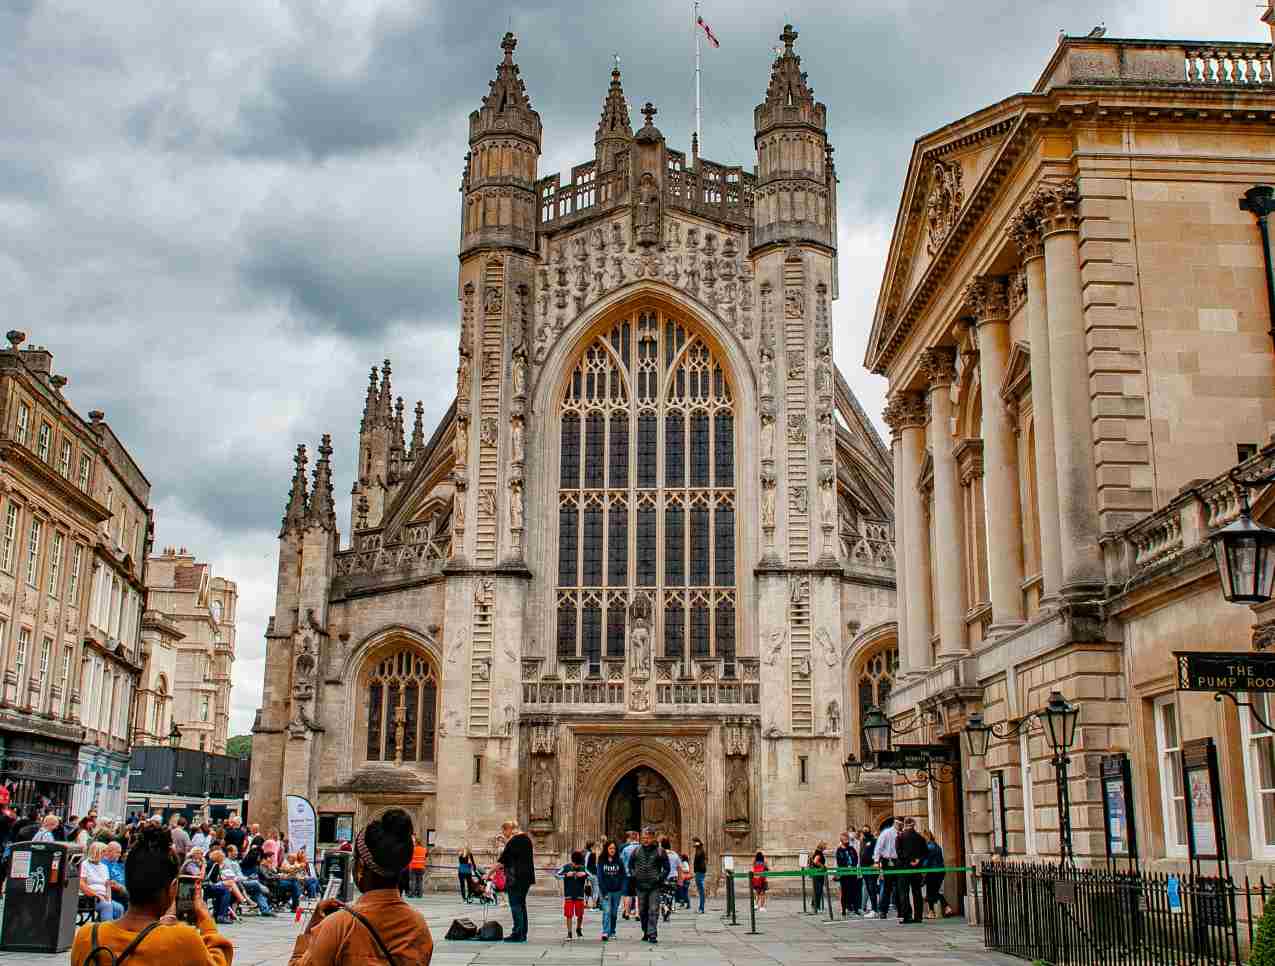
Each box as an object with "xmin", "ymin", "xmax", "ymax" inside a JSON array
[{"xmin": 694, "ymin": 0, "xmax": 702, "ymax": 152}]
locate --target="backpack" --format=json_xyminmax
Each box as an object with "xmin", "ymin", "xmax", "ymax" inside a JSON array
[
  {"xmin": 445, "ymin": 918, "xmax": 479, "ymax": 941},
  {"xmin": 477, "ymin": 920, "xmax": 504, "ymax": 941},
  {"xmin": 82, "ymin": 922, "xmax": 163, "ymax": 966}
]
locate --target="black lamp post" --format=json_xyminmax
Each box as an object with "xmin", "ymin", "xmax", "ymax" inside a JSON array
[
  {"xmin": 1210, "ymin": 468, "xmax": 1275, "ymax": 605},
  {"xmin": 963, "ymin": 690, "xmax": 1080, "ymax": 866}
]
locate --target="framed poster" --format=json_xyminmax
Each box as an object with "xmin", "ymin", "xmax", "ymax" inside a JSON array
[
  {"xmin": 1182, "ymin": 738, "xmax": 1223, "ymax": 863},
  {"xmin": 1100, "ymin": 753, "xmax": 1138, "ymax": 861},
  {"xmin": 990, "ymin": 771, "xmax": 1007, "ymax": 856}
]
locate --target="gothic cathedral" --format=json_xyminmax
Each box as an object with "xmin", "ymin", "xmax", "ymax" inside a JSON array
[{"xmin": 250, "ymin": 27, "xmax": 897, "ymax": 865}]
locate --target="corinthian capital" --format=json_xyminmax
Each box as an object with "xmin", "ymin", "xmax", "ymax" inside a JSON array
[
  {"xmin": 1008, "ymin": 208, "xmax": 1043, "ymax": 261},
  {"xmin": 1029, "ymin": 178, "xmax": 1080, "ymax": 235},
  {"xmin": 962, "ymin": 275, "xmax": 1010, "ymax": 325},
  {"xmin": 882, "ymin": 392, "xmax": 927, "ymax": 435},
  {"xmin": 919, "ymin": 346, "xmax": 958, "ymax": 389}
]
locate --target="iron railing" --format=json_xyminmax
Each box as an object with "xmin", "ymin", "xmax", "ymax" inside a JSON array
[{"xmin": 982, "ymin": 862, "xmax": 1242, "ymax": 965}]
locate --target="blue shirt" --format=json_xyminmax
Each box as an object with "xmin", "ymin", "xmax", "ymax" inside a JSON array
[
  {"xmin": 105, "ymin": 859, "xmax": 125, "ymax": 886},
  {"xmin": 620, "ymin": 841, "xmax": 639, "ymax": 873}
]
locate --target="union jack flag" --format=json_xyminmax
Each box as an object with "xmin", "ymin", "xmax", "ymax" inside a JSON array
[{"xmin": 697, "ymin": 16, "xmax": 720, "ymax": 48}]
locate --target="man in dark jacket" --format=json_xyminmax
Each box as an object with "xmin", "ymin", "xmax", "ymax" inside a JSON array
[
  {"xmin": 895, "ymin": 817, "xmax": 928, "ymax": 924},
  {"xmin": 835, "ymin": 831, "xmax": 861, "ymax": 915},
  {"xmin": 629, "ymin": 827, "xmax": 668, "ymax": 944},
  {"xmin": 497, "ymin": 820, "xmax": 536, "ymax": 942}
]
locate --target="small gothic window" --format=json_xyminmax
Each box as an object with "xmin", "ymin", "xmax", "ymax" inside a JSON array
[
  {"xmin": 714, "ymin": 412, "xmax": 734, "ymax": 486},
  {"xmin": 665, "ymin": 506, "xmax": 685, "ymax": 585},
  {"xmin": 690, "ymin": 604, "xmax": 710, "ymax": 658},
  {"xmin": 606, "ymin": 605, "xmax": 626, "ymax": 657},
  {"xmin": 856, "ymin": 645, "xmax": 899, "ymax": 759},
  {"xmin": 364, "ymin": 647, "xmax": 439, "ymax": 764},
  {"xmin": 665, "ymin": 414, "xmax": 684, "ymax": 486},
  {"xmin": 582, "ymin": 508, "xmax": 603, "ymax": 586},
  {"xmin": 636, "ymin": 508, "xmax": 657, "ymax": 586},
  {"xmin": 558, "ymin": 600, "xmax": 577, "ymax": 657},
  {"xmin": 558, "ymin": 508, "xmax": 578, "ymax": 586},
  {"xmin": 585, "ymin": 414, "xmax": 605, "ymax": 488},
  {"xmin": 609, "ymin": 414, "xmax": 629, "ymax": 488},
  {"xmin": 637, "ymin": 415, "xmax": 657, "ymax": 486},
  {"xmin": 582, "ymin": 605, "xmax": 602, "ymax": 673},
  {"xmin": 560, "ymin": 415, "xmax": 580, "ymax": 488},
  {"xmin": 689, "ymin": 412, "xmax": 710, "ymax": 486},
  {"xmin": 665, "ymin": 604, "xmax": 685, "ymax": 659},
  {"xmin": 689, "ymin": 508, "xmax": 710, "ymax": 586},
  {"xmin": 607, "ymin": 504, "xmax": 628, "ymax": 586},
  {"xmin": 715, "ymin": 507, "xmax": 735, "ymax": 586}
]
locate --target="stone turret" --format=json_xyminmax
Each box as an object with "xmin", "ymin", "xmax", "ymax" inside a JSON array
[
  {"xmin": 594, "ymin": 63, "xmax": 632, "ymax": 173},
  {"xmin": 280, "ymin": 444, "xmax": 309, "ymax": 537},
  {"xmin": 351, "ymin": 360, "xmax": 394, "ymax": 529},
  {"xmin": 752, "ymin": 24, "xmax": 833, "ymax": 252},
  {"xmin": 460, "ymin": 32, "xmax": 542, "ymax": 256}
]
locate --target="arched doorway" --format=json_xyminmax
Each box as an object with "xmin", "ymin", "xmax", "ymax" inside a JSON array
[{"xmin": 604, "ymin": 767, "xmax": 681, "ymax": 843}]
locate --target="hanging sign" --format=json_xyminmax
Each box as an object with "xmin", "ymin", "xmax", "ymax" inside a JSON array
[
  {"xmin": 285, "ymin": 795, "xmax": 318, "ymax": 863},
  {"xmin": 1174, "ymin": 651, "xmax": 1275, "ymax": 693}
]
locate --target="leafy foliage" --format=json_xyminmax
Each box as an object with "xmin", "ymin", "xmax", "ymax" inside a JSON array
[
  {"xmin": 225, "ymin": 734, "xmax": 252, "ymax": 759},
  {"xmin": 1254, "ymin": 896, "xmax": 1275, "ymax": 966}
]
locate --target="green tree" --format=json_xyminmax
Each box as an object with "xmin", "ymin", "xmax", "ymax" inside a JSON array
[
  {"xmin": 1254, "ymin": 896, "xmax": 1275, "ymax": 966},
  {"xmin": 225, "ymin": 734, "xmax": 252, "ymax": 759}
]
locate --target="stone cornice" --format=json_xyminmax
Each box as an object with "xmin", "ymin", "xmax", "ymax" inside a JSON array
[{"xmin": 866, "ymin": 87, "xmax": 1275, "ymax": 376}]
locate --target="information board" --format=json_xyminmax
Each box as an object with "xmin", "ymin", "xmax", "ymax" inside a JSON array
[{"xmin": 1174, "ymin": 651, "xmax": 1275, "ymax": 693}]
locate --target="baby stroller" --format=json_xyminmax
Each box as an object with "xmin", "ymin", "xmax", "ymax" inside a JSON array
[
  {"xmin": 469, "ymin": 868, "xmax": 499, "ymax": 907},
  {"xmin": 659, "ymin": 880, "xmax": 677, "ymax": 921}
]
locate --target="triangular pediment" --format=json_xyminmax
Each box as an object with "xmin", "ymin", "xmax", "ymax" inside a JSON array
[
  {"xmin": 1000, "ymin": 341, "xmax": 1032, "ymax": 401},
  {"xmin": 866, "ymin": 96, "xmax": 1029, "ymax": 375}
]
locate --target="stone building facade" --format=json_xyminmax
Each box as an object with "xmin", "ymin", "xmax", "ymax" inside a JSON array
[
  {"xmin": 866, "ymin": 29, "xmax": 1275, "ymax": 891},
  {"xmin": 142, "ymin": 548, "xmax": 238, "ymax": 754},
  {"xmin": 0, "ymin": 332, "xmax": 151, "ymax": 820},
  {"xmin": 251, "ymin": 27, "xmax": 897, "ymax": 868}
]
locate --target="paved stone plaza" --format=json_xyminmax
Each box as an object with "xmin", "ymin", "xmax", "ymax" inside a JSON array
[{"xmin": 1, "ymin": 894, "xmax": 1019, "ymax": 965}]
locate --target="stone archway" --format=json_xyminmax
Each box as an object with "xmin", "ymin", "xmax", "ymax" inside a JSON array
[
  {"xmin": 573, "ymin": 735, "xmax": 707, "ymax": 854},
  {"xmin": 604, "ymin": 767, "xmax": 682, "ymax": 844}
]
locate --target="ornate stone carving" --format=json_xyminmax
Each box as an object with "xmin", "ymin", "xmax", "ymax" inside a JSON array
[
  {"xmin": 484, "ymin": 285, "xmax": 503, "ymax": 317},
  {"xmin": 451, "ymin": 478, "xmax": 467, "ymax": 537},
  {"xmin": 787, "ymin": 413, "xmax": 807, "ymax": 445},
  {"xmin": 817, "ymin": 413, "xmax": 834, "ymax": 461},
  {"xmin": 882, "ymin": 391, "xmax": 927, "ymax": 436},
  {"xmin": 725, "ymin": 757, "xmax": 750, "ymax": 824},
  {"xmin": 1255, "ymin": 619, "xmax": 1275, "ymax": 651},
  {"xmin": 1008, "ymin": 269, "xmax": 1028, "ymax": 313},
  {"xmin": 763, "ymin": 627, "xmax": 787, "ymax": 666},
  {"xmin": 925, "ymin": 159, "xmax": 964, "ymax": 255},
  {"xmin": 473, "ymin": 575, "xmax": 494, "ymax": 610},
  {"xmin": 784, "ymin": 288, "xmax": 804, "ymax": 319},
  {"xmin": 790, "ymin": 485, "xmax": 808, "ymax": 515},
  {"xmin": 453, "ymin": 418, "xmax": 469, "ymax": 469},
  {"xmin": 576, "ymin": 735, "xmax": 621, "ymax": 776},
  {"xmin": 529, "ymin": 719, "xmax": 557, "ymax": 755},
  {"xmin": 634, "ymin": 169, "xmax": 662, "ymax": 248},
  {"xmin": 289, "ymin": 609, "xmax": 322, "ymax": 733},
  {"xmin": 447, "ymin": 635, "xmax": 466, "ymax": 665},
  {"xmin": 789, "ymin": 574, "xmax": 809, "ymax": 605},
  {"xmin": 628, "ymin": 685, "xmax": 650, "ymax": 711},
  {"xmin": 1009, "ymin": 208, "xmax": 1043, "ymax": 261},
  {"xmin": 816, "ymin": 626, "xmax": 838, "ymax": 668},
  {"xmin": 825, "ymin": 699, "xmax": 841, "ymax": 734},
  {"xmin": 964, "ymin": 275, "xmax": 1010, "ymax": 324},
  {"xmin": 786, "ymin": 349, "xmax": 804, "ymax": 380},
  {"xmin": 723, "ymin": 720, "xmax": 752, "ymax": 757},
  {"xmin": 510, "ymin": 415, "xmax": 525, "ymax": 465},
  {"xmin": 478, "ymin": 488, "xmax": 495, "ymax": 519},
  {"xmin": 480, "ymin": 417, "xmax": 498, "ymax": 449},
  {"xmin": 1030, "ymin": 178, "xmax": 1080, "ymax": 234},
  {"xmin": 508, "ymin": 477, "xmax": 524, "ymax": 542},
  {"xmin": 655, "ymin": 736, "xmax": 705, "ymax": 779},
  {"xmin": 456, "ymin": 354, "xmax": 471, "ymax": 405},
  {"xmin": 760, "ymin": 408, "xmax": 775, "ymax": 464},
  {"xmin": 460, "ymin": 283, "xmax": 475, "ymax": 355},
  {"xmin": 482, "ymin": 351, "xmax": 500, "ymax": 381},
  {"xmin": 511, "ymin": 350, "xmax": 527, "ymax": 398},
  {"xmin": 919, "ymin": 346, "xmax": 958, "ymax": 388},
  {"xmin": 761, "ymin": 471, "xmax": 777, "ymax": 529},
  {"xmin": 530, "ymin": 758, "xmax": 555, "ymax": 821}
]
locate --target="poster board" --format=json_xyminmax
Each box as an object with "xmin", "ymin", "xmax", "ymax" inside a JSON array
[
  {"xmin": 990, "ymin": 771, "xmax": 1007, "ymax": 856},
  {"xmin": 1100, "ymin": 753, "xmax": 1137, "ymax": 861},
  {"xmin": 285, "ymin": 794, "xmax": 317, "ymax": 863},
  {"xmin": 1181, "ymin": 738, "xmax": 1222, "ymax": 863}
]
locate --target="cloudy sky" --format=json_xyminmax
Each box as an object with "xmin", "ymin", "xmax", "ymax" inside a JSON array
[{"xmin": 4, "ymin": 0, "xmax": 1262, "ymax": 737}]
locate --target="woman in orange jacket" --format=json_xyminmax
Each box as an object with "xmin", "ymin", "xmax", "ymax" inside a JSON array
[{"xmin": 408, "ymin": 834, "xmax": 429, "ymax": 897}]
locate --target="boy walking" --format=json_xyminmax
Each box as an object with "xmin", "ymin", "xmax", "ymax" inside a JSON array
[{"xmin": 560, "ymin": 849, "xmax": 589, "ymax": 940}]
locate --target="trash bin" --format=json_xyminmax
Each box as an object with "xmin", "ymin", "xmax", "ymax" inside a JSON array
[
  {"xmin": 0, "ymin": 842, "xmax": 81, "ymax": 953},
  {"xmin": 321, "ymin": 849, "xmax": 352, "ymax": 902}
]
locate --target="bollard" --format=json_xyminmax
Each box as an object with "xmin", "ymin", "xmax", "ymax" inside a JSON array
[
  {"xmin": 801, "ymin": 866, "xmax": 808, "ymax": 914},
  {"xmin": 827, "ymin": 869, "xmax": 835, "ymax": 922},
  {"xmin": 748, "ymin": 872, "xmax": 759, "ymax": 935},
  {"xmin": 727, "ymin": 871, "xmax": 738, "ymax": 926}
]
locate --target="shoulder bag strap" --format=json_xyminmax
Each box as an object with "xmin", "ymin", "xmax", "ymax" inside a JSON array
[
  {"xmin": 82, "ymin": 920, "xmax": 163, "ymax": 966},
  {"xmin": 341, "ymin": 905, "xmax": 399, "ymax": 966}
]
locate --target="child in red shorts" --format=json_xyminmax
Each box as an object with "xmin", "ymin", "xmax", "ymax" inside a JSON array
[{"xmin": 559, "ymin": 849, "xmax": 589, "ymax": 940}]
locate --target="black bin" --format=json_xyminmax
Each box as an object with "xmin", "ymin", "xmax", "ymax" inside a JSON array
[
  {"xmin": 321, "ymin": 850, "xmax": 352, "ymax": 902},
  {"xmin": 0, "ymin": 842, "xmax": 81, "ymax": 953}
]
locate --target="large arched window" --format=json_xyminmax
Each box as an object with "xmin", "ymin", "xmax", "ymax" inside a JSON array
[
  {"xmin": 557, "ymin": 310, "xmax": 737, "ymax": 676},
  {"xmin": 364, "ymin": 647, "xmax": 439, "ymax": 765}
]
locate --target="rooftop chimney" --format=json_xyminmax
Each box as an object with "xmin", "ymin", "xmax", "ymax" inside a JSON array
[{"xmin": 20, "ymin": 345, "xmax": 52, "ymax": 377}]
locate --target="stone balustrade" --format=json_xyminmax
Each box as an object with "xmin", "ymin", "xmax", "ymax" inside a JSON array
[
  {"xmin": 1183, "ymin": 45, "xmax": 1273, "ymax": 85},
  {"xmin": 1036, "ymin": 38, "xmax": 1274, "ymax": 93}
]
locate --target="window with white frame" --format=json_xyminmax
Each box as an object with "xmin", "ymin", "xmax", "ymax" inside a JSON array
[
  {"xmin": 200, "ymin": 695, "xmax": 210, "ymax": 722},
  {"xmin": 23, "ymin": 519, "xmax": 40, "ymax": 587},
  {"xmin": 78, "ymin": 454, "xmax": 90, "ymax": 492},
  {"xmin": 36, "ymin": 423, "xmax": 51, "ymax": 461},
  {"xmin": 38, "ymin": 637, "xmax": 50, "ymax": 680},
  {"xmin": 68, "ymin": 544, "xmax": 81, "ymax": 601},
  {"xmin": 1154, "ymin": 695, "xmax": 1188, "ymax": 857},
  {"xmin": 59, "ymin": 440, "xmax": 72, "ymax": 478},
  {"xmin": 47, "ymin": 532, "xmax": 62, "ymax": 597},
  {"xmin": 1242, "ymin": 692, "xmax": 1275, "ymax": 857},
  {"xmin": 14, "ymin": 628, "xmax": 29, "ymax": 687},
  {"xmin": 59, "ymin": 646, "xmax": 72, "ymax": 712},
  {"xmin": 15, "ymin": 403, "xmax": 29, "ymax": 446},
  {"xmin": 0, "ymin": 503, "xmax": 16, "ymax": 573},
  {"xmin": 1020, "ymin": 732, "xmax": 1037, "ymax": 854},
  {"xmin": 97, "ymin": 669, "xmax": 112, "ymax": 733}
]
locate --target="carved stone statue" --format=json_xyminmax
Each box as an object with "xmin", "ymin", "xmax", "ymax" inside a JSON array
[
  {"xmin": 453, "ymin": 421, "xmax": 468, "ymax": 469},
  {"xmin": 629, "ymin": 621, "xmax": 650, "ymax": 676},
  {"xmin": 761, "ymin": 473, "xmax": 777, "ymax": 528},
  {"xmin": 530, "ymin": 759, "xmax": 555, "ymax": 821},
  {"xmin": 815, "ymin": 352, "xmax": 833, "ymax": 396},
  {"xmin": 760, "ymin": 411, "xmax": 775, "ymax": 463},
  {"xmin": 759, "ymin": 348, "xmax": 775, "ymax": 400},
  {"xmin": 456, "ymin": 355, "xmax": 471, "ymax": 403},
  {"xmin": 826, "ymin": 700, "xmax": 841, "ymax": 735},
  {"xmin": 453, "ymin": 483, "xmax": 467, "ymax": 530},
  {"xmin": 511, "ymin": 351, "xmax": 527, "ymax": 398},
  {"xmin": 511, "ymin": 416, "xmax": 525, "ymax": 465},
  {"xmin": 764, "ymin": 627, "xmax": 786, "ymax": 666},
  {"xmin": 636, "ymin": 172, "xmax": 661, "ymax": 248},
  {"xmin": 725, "ymin": 758, "xmax": 750, "ymax": 824},
  {"xmin": 509, "ymin": 478, "xmax": 524, "ymax": 531}
]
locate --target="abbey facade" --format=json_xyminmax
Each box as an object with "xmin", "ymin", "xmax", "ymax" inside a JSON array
[{"xmin": 249, "ymin": 27, "xmax": 897, "ymax": 869}]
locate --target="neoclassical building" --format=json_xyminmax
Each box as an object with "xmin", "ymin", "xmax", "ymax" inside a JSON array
[
  {"xmin": 867, "ymin": 26, "xmax": 1275, "ymax": 894},
  {"xmin": 250, "ymin": 27, "xmax": 898, "ymax": 864}
]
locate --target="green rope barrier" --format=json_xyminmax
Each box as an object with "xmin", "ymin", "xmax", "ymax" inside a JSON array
[{"xmin": 729, "ymin": 865, "xmax": 972, "ymax": 880}]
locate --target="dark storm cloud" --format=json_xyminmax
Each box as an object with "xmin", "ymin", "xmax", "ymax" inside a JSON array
[{"xmin": 2, "ymin": 0, "xmax": 1260, "ymax": 737}]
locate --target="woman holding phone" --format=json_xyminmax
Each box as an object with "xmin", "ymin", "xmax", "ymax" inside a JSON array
[{"xmin": 69, "ymin": 824, "xmax": 232, "ymax": 964}]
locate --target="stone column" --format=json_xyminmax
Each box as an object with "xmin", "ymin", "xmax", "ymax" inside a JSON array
[
  {"xmin": 920, "ymin": 347, "xmax": 968, "ymax": 661},
  {"xmin": 967, "ymin": 276, "xmax": 1025, "ymax": 633},
  {"xmin": 1011, "ymin": 210, "xmax": 1063, "ymax": 603},
  {"xmin": 883, "ymin": 404, "xmax": 911, "ymax": 673},
  {"xmin": 884, "ymin": 393, "xmax": 931, "ymax": 675},
  {"xmin": 1035, "ymin": 180, "xmax": 1104, "ymax": 597}
]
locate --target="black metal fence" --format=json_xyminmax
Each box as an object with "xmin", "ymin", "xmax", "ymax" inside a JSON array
[{"xmin": 982, "ymin": 862, "xmax": 1243, "ymax": 965}]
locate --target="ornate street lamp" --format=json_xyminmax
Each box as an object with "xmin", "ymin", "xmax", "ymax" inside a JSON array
[
  {"xmin": 962, "ymin": 691, "xmax": 1081, "ymax": 866},
  {"xmin": 862, "ymin": 706, "xmax": 892, "ymax": 755},
  {"xmin": 842, "ymin": 756, "xmax": 864, "ymax": 786},
  {"xmin": 168, "ymin": 722, "xmax": 182, "ymax": 750},
  {"xmin": 1211, "ymin": 469, "xmax": 1275, "ymax": 604}
]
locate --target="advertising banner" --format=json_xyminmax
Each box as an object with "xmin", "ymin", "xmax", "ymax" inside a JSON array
[{"xmin": 285, "ymin": 795, "xmax": 317, "ymax": 863}]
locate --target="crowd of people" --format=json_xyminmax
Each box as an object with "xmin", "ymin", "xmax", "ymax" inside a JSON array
[
  {"xmin": 60, "ymin": 807, "xmax": 433, "ymax": 965},
  {"xmin": 747, "ymin": 816, "xmax": 955, "ymax": 924}
]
